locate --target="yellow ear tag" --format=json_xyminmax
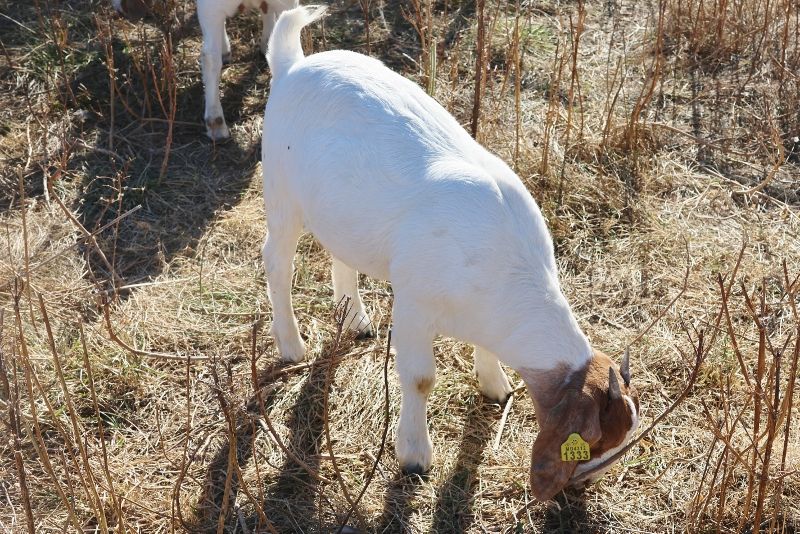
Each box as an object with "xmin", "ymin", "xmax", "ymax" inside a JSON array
[{"xmin": 560, "ymin": 433, "xmax": 591, "ymax": 462}]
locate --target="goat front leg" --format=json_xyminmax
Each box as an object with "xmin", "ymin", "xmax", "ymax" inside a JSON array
[
  {"xmin": 262, "ymin": 217, "xmax": 305, "ymax": 362},
  {"xmin": 221, "ymin": 20, "xmax": 232, "ymax": 64},
  {"xmin": 198, "ymin": 4, "xmax": 230, "ymax": 140},
  {"xmin": 260, "ymin": 0, "xmax": 297, "ymax": 55},
  {"xmin": 393, "ymin": 302, "xmax": 436, "ymax": 475},
  {"xmin": 473, "ymin": 346, "xmax": 513, "ymax": 403},
  {"xmin": 331, "ymin": 256, "xmax": 373, "ymax": 338}
]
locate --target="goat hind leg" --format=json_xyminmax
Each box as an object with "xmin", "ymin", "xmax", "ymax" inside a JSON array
[
  {"xmin": 221, "ymin": 20, "xmax": 232, "ymax": 64},
  {"xmin": 260, "ymin": 8, "xmax": 277, "ymax": 56},
  {"xmin": 331, "ymin": 257, "xmax": 373, "ymax": 338},
  {"xmin": 474, "ymin": 346, "xmax": 513, "ymax": 403},
  {"xmin": 263, "ymin": 220, "xmax": 305, "ymax": 362},
  {"xmin": 198, "ymin": 5, "xmax": 230, "ymax": 140}
]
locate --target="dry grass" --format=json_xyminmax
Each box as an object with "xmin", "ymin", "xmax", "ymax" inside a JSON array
[{"xmin": 1, "ymin": 0, "xmax": 799, "ymax": 532}]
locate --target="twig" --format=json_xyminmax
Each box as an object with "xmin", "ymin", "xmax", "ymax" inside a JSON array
[
  {"xmin": 2, "ymin": 311, "xmax": 36, "ymax": 534},
  {"xmin": 704, "ymin": 167, "xmax": 800, "ymax": 224},
  {"xmin": 11, "ymin": 283, "xmax": 83, "ymax": 533},
  {"xmin": 0, "ymin": 204, "xmax": 141, "ymax": 294},
  {"xmin": 337, "ymin": 328, "xmax": 393, "ymax": 533},
  {"xmin": 49, "ymin": 165, "xmax": 124, "ymax": 292},
  {"xmin": 101, "ymin": 297, "xmax": 208, "ymax": 361},
  {"xmin": 171, "ymin": 354, "xmax": 193, "ymax": 532},
  {"xmin": 570, "ymin": 329, "xmax": 707, "ymax": 485},
  {"xmin": 733, "ymin": 102, "xmax": 785, "ymax": 197},
  {"xmin": 323, "ymin": 300, "xmax": 363, "ymax": 523},
  {"xmin": 471, "ymin": 0, "xmax": 485, "ymax": 139},
  {"xmin": 75, "ymin": 138, "xmax": 125, "ymax": 162},
  {"xmin": 255, "ymin": 405, "xmax": 333, "ymax": 482},
  {"xmin": 78, "ymin": 321, "xmax": 127, "ymax": 533},
  {"xmin": 493, "ymin": 388, "xmax": 515, "ymax": 452},
  {"xmin": 39, "ymin": 295, "xmax": 109, "ymax": 532},
  {"xmin": 17, "ymin": 170, "xmax": 37, "ymax": 336},
  {"xmin": 209, "ymin": 362, "xmax": 237, "ymax": 534}
]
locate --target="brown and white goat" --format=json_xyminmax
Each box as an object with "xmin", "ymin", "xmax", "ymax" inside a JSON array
[{"xmin": 262, "ymin": 6, "xmax": 640, "ymax": 500}]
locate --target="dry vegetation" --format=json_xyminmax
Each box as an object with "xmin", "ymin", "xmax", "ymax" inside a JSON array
[{"xmin": 1, "ymin": 0, "xmax": 799, "ymax": 532}]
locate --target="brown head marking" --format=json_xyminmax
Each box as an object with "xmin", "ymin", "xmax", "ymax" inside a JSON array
[{"xmin": 522, "ymin": 350, "xmax": 639, "ymax": 500}]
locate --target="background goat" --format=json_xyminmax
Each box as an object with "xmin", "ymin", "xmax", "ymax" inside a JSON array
[{"xmin": 112, "ymin": 0, "xmax": 297, "ymax": 140}]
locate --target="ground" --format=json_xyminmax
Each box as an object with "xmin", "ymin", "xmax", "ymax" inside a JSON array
[{"xmin": 0, "ymin": 0, "xmax": 798, "ymax": 532}]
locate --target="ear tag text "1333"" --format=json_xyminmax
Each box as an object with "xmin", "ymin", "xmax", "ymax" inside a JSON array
[{"xmin": 561, "ymin": 433, "xmax": 590, "ymax": 462}]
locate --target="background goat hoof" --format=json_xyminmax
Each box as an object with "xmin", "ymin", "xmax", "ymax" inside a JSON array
[
  {"xmin": 221, "ymin": 52, "xmax": 232, "ymax": 65},
  {"xmin": 205, "ymin": 116, "xmax": 230, "ymax": 141},
  {"xmin": 355, "ymin": 324, "xmax": 374, "ymax": 339},
  {"xmin": 400, "ymin": 463, "xmax": 429, "ymax": 478},
  {"xmin": 487, "ymin": 391, "xmax": 512, "ymax": 405}
]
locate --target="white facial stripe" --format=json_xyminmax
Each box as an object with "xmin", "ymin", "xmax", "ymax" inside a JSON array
[{"xmin": 573, "ymin": 394, "xmax": 640, "ymax": 480}]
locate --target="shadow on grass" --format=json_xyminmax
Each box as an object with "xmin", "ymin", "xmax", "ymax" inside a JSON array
[
  {"xmin": 254, "ymin": 356, "xmax": 331, "ymax": 532},
  {"xmin": 4, "ymin": 0, "xmax": 485, "ymax": 284},
  {"xmin": 429, "ymin": 399, "xmax": 496, "ymax": 534},
  {"xmin": 374, "ymin": 396, "xmax": 604, "ymax": 533},
  {"xmin": 0, "ymin": 1, "xmax": 268, "ymax": 289},
  {"xmin": 541, "ymin": 486, "xmax": 607, "ymax": 533},
  {"xmin": 373, "ymin": 397, "xmax": 498, "ymax": 533},
  {"xmin": 375, "ymin": 472, "xmax": 425, "ymax": 533},
  {"xmin": 189, "ymin": 349, "xmax": 340, "ymax": 533},
  {"xmin": 72, "ymin": 38, "xmax": 265, "ymax": 295}
]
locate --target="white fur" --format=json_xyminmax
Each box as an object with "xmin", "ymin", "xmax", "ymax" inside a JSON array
[
  {"xmin": 197, "ymin": 0, "xmax": 298, "ymax": 140},
  {"xmin": 261, "ymin": 6, "xmax": 593, "ymax": 471},
  {"xmin": 573, "ymin": 395, "xmax": 640, "ymax": 482}
]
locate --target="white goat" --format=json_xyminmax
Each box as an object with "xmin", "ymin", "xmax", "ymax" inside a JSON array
[
  {"xmin": 112, "ymin": 0, "xmax": 298, "ymax": 140},
  {"xmin": 197, "ymin": 0, "xmax": 297, "ymax": 140},
  {"xmin": 262, "ymin": 6, "xmax": 640, "ymax": 500}
]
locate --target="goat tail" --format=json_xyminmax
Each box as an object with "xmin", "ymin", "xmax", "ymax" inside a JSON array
[{"xmin": 267, "ymin": 5, "xmax": 327, "ymax": 80}]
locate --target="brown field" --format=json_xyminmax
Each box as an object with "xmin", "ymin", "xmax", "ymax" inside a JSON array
[{"xmin": 0, "ymin": 0, "xmax": 799, "ymax": 532}]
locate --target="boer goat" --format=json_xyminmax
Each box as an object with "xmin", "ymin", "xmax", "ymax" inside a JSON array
[{"xmin": 261, "ymin": 6, "xmax": 640, "ymax": 500}]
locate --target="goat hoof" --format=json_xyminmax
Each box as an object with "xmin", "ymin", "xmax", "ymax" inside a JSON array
[
  {"xmin": 221, "ymin": 52, "xmax": 232, "ymax": 65},
  {"xmin": 486, "ymin": 391, "xmax": 512, "ymax": 405},
  {"xmin": 205, "ymin": 116, "xmax": 230, "ymax": 141},
  {"xmin": 355, "ymin": 325, "xmax": 374, "ymax": 339},
  {"xmin": 274, "ymin": 326, "xmax": 307, "ymax": 363},
  {"xmin": 476, "ymin": 371, "xmax": 513, "ymax": 405},
  {"xmin": 278, "ymin": 340, "xmax": 306, "ymax": 363},
  {"xmin": 400, "ymin": 463, "xmax": 429, "ymax": 478}
]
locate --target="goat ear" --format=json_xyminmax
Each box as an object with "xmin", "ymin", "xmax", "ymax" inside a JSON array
[
  {"xmin": 620, "ymin": 348, "xmax": 631, "ymax": 387},
  {"xmin": 608, "ymin": 367, "xmax": 622, "ymax": 401},
  {"xmin": 529, "ymin": 392, "xmax": 601, "ymax": 501}
]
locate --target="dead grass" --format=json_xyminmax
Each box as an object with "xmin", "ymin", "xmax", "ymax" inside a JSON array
[{"xmin": 0, "ymin": 0, "xmax": 799, "ymax": 532}]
